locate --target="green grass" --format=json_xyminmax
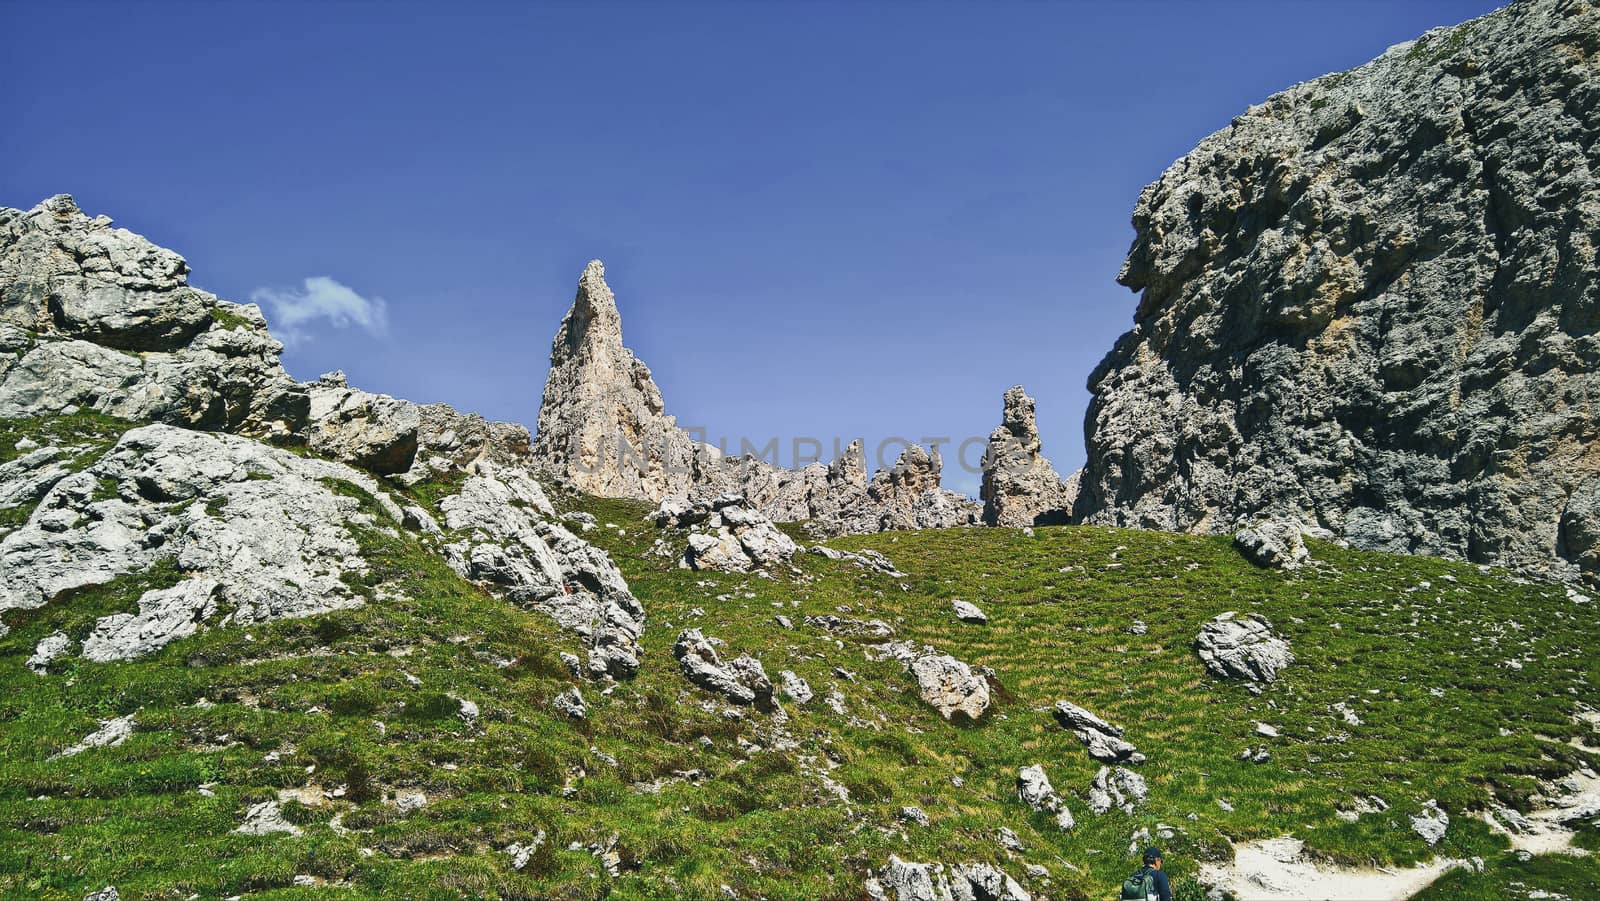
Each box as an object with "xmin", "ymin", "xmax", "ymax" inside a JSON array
[
  {"xmin": 210, "ymin": 305, "xmax": 257, "ymax": 332},
  {"xmin": 1, "ymin": 434, "xmax": 1598, "ymax": 898}
]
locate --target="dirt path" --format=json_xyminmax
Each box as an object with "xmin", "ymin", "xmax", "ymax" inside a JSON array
[{"xmin": 1198, "ymin": 837, "xmax": 1461, "ymax": 901}]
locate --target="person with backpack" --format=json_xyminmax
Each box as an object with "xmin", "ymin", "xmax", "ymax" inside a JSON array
[{"xmin": 1120, "ymin": 847, "xmax": 1173, "ymax": 901}]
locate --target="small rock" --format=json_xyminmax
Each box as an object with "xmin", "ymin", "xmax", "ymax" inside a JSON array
[
  {"xmin": 952, "ymin": 599, "xmax": 988, "ymax": 624},
  {"xmin": 235, "ymin": 801, "xmax": 301, "ymax": 836},
  {"xmin": 553, "ymin": 687, "xmax": 587, "ymax": 719}
]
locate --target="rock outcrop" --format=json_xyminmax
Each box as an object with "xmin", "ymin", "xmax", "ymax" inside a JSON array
[
  {"xmin": 673, "ymin": 628, "xmax": 774, "ymax": 708},
  {"xmin": 868, "ymin": 856, "xmax": 1031, "ymax": 901},
  {"xmin": 0, "ymin": 197, "xmax": 647, "ymax": 678},
  {"xmin": 981, "ymin": 386, "xmax": 1077, "ymax": 527},
  {"xmin": 1052, "ymin": 701, "xmax": 1145, "ymax": 764},
  {"xmin": 533, "ymin": 261, "xmax": 978, "ymax": 534},
  {"xmin": 1086, "ymin": 766, "xmax": 1147, "ymax": 816},
  {"xmin": 909, "ymin": 652, "xmax": 991, "ymax": 722},
  {"xmin": 1, "ymin": 196, "xmax": 307, "ymax": 438},
  {"xmin": 0, "ymin": 424, "xmax": 385, "ymax": 648},
  {"xmin": 1074, "ymin": 0, "xmax": 1600, "ymax": 582},
  {"xmin": 1195, "ymin": 612, "xmax": 1294, "ymax": 684},
  {"xmin": 659, "ymin": 493, "xmax": 801, "ymax": 572},
  {"xmin": 1234, "ymin": 521, "xmax": 1311, "ymax": 570}
]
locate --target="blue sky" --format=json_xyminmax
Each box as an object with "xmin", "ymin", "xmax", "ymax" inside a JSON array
[{"xmin": 3, "ymin": 1, "xmax": 1501, "ymax": 495}]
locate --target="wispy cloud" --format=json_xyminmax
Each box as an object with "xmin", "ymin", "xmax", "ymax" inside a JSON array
[{"xmin": 251, "ymin": 276, "xmax": 389, "ymax": 346}]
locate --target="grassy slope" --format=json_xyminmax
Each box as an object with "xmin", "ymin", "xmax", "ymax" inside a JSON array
[{"xmin": 0, "ymin": 419, "xmax": 1597, "ymax": 899}]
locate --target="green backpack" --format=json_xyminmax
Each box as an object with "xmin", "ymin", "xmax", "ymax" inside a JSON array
[{"xmin": 1120, "ymin": 867, "xmax": 1156, "ymax": 900}]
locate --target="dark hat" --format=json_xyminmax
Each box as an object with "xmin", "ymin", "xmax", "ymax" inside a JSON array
[{"xmin": 1142, "ymin": 847, "xmax": 1163, "ymax": 864}]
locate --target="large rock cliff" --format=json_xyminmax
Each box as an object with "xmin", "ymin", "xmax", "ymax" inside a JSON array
[{"xmin": 1076, "ymin": 0, "xmax": 1600, "ymax": 580}]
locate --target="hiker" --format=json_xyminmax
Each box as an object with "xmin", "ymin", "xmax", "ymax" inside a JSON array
[{"xmin": 1120, "ymin": 847, "xmax": 1173, "ymax": 901}]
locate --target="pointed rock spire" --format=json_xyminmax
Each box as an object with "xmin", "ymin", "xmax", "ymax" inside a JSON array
[
  {"xmin": 533, "ymin": 260, "xmax": 703, "ymax": 501},
  {"xmin": 980, "ymin": 386, "xmax": 1077, "ymax": 527}
]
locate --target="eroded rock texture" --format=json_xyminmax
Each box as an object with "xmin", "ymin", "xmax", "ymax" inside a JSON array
[
  {"xmin": 981, "ymin": 385, "xmax": 1077, "ymax": 527},
  {"xmin": 1075, "ymin": 0, "xmax": 1600, "ymax": 581},
  {"xmin": 0, "ymin": 196, "xmax": 307, "ymax": 438},
  {"xmin": 534, "ymin": 260, "xmax": 979, "ymax": 533}
]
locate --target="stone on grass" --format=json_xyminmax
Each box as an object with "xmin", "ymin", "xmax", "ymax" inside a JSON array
[{"xmin": 1195, "ymin": 612, "xmax": 1294, "ymax": 683}]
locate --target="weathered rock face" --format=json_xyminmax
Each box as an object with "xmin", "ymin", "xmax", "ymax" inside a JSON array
[
  {"xmin": 1075, "ymin": 0, "xmax": 1600, "ymax": 581},
  {"xmin": 981, "ymin": 386, "xmax": 1077, "ymax": 528},
  {"xmin": 533, "ymin": 260, "xmax": 710, "ymax": 501},
  {"xmin": 868, "ymin": 855, "xmax": 1031, "ymax": 901},
  {"xmin": 662, "ymin": 493, "xmax": 802, "ymax": 573},
  {"xmin": 0, "ymin": 424, "xmax": 388, "ymax": 655},
  {"xmin": 0, "ymin": 196, "xmax": 307, "ymax": 438},
  {"xmin": 533, "ymin": 261, "xmax": 977, "ymax": 534},
  {"xmin": 306, "ymin": 372, "xmax": 420, "ymax": 475}
]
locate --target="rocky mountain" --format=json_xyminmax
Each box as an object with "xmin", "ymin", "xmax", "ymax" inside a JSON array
[
  {"xmin": 1074, "ymin": 0, "xmax": 1600, "ymax": 582},
  {"xmin": 533, "ymin": 260, "xmax": 979, "ymax": 534},
  {"xmin": 0, "ymin": 195, "xmax": 645, "ymax": 677},
  {"xmin": 981, "ymin": 386, "xmax": 1078, "ymax": 528}
]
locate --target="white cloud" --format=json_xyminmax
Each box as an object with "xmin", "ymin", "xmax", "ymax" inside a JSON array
[{"xmin": 251, "ymin": 276, "xmax": 389, "ymax": 346}]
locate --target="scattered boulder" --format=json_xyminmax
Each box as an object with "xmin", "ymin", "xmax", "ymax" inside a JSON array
[
  {"xmin": 1087, "ymin": 766, "xmax": 1147, "ymax": 815},
  {"xmin": 82, "ymin": 889, "xmax": 119, "ymax": 901},
  {"xmin": 779, "ymin": 670, "xmax": 814, "ymax": 705},
  {"xmin": 1195, "ymin": 613, "xmax": 1294, "ymax": 683},
  {"xmin": 810, "ymin": 544, "xmax": 905, "ymax": 577},
  {"xmin": 806, "ymin": 614, "xmax": 895, "ymax": 638},
  {"xmin": 909, "ymin": 653, "xmax": 990, "ymax": 721},
  {"xmin": 235, "ymin": 800, "xmax": 302, "ymax": 836},
  {"xmin": 899, "ymin": 806, "xmax": 931, "ymax": 828},
  {"xmin": 868, "ymin": 855, "xmax": 1031, "ymax": 901},
  {"xmin": 1052, "ymin": 701, "xmax": 1145, "ymax": 764},
  {"xmin": 980, "ymin": 386, "xmax": 1077, "ymax": 527},
  {"xmin": 55, "ymin": 715, "xmax": 134, "ymax": 759},
  {"xmin": 1234, "ymin": 521, "xmax": 1310, "ymax": 570},
  {"xmin": 553, "ymin": 687, "xmax": 587, "ymax": 720},
  {"xmin": 1411, "ymin": 800, "xmax": 1449, "ymax": 845},
  {"xmin": 305, "ymin": 371, "xmax": 421, "ymax": 474},
  {"xmin": 27, "ymin": 631, "xmax": 71, "ymax": 673},
  {"xmin": 1017, "ymin": 764, "xmax": 1075, "ymax": 830},
  {"xmin": 667, "ymin": 495, "xmax": 800, "ymax": 572},
  {"xmin": 673, "ymin": 629, "xmax": 773, "ymax": 708},
  {"xmin": 952, "ymin": 600, "xmax": 988, "ymax": 624}
]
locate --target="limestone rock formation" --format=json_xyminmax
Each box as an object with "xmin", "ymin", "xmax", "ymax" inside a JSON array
[
  {"xmin": 533, "ymin": 260, "xmax": 711, "ymax": 501},
  {"xmin": 1074, "ymin": 0, "xmax": 1600, "ymax": 582},
  {"xmin": 981, "ymin": 386, "xmax": 1077, "ymax": 527},
  {"xmin": 1052, "ymin": 700, "xmax": 1145, "ymax": 764},
  {"xmin": 0, "ymin": 197, "xmax": 647, "ymax": 679},
  {"xmin": 306, "ymin": 371, "xmax": 420, "ymax": 475},
  {"xmin": 0, "ymin": 196, "xmax": 307, "ymax": 437},
  {"xmin": 1017, "ymin": 764, "xmax": 1075, "ymax": 830},
  {"xmin": 533, "ymin": 261, "xmax": 978, "ymax": 534},
  {"xmin": 1234, "ymin": 521, "xmax": 1311, "ymax": 570},
  {"xmin": 1196, "ymin": 612, "xmax": 1294, "ymax": 684},
  {"xmin": 0, "ymin": 424, "xmax": 385, "ymax": 649},
  {"xmin": 673, "ymin": 628, "xmax": 774, "ymax": 708},
  {"xmin": 909, "ymin": 652, "xmax": 990, "ymax": 721},
  {"xmin": 868, "ymin": 855, "xmax": 1031, "ymax": 901},
  {"xmin": 662, "ymin": 493, "xmax": 801, "ymax": 572},
  {"xmin": 439, "ymin": 461, "xmax": 645, "ymax": 678}
]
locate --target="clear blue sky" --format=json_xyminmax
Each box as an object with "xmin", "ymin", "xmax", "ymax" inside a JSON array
[{"xmin": 3, "ymin": 1, "xmax": 1501, "ymax": 495}]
